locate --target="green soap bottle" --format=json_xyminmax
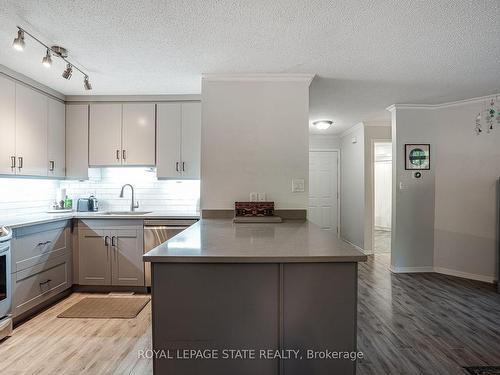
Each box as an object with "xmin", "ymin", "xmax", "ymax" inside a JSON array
[{"xmin": 64, "ymin": 196, "xmax": 73, "ymax": 210}]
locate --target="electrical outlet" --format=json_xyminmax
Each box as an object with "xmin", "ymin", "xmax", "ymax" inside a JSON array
[
  {"xmin": 258, "ymin": 193, "xmax": 266, "ymax": 201},
  {"xmin": 249, "ymin": 192, "xmax": 258, "ymax": 202},
  {"xmin": 292, "ymin": 179, "xmax": 305, "ymax": 193}
]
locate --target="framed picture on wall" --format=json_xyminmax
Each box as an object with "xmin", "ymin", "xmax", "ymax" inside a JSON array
[{"xmin": 405, "ymin": 144, "xmax": 430, "ymax": 170}]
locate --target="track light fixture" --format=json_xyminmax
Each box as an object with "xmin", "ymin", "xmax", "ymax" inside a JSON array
[
  {"xmin": 42, "ymin": 49, "xmax": 52, "ymax": 68},
  {"xmin": 83, "ymin": 76, "xmax": 92, "ymax": 90},
  {"xmin": 11, "ymin": 26, "xmax": 92, "ymax": 90},
  {"xmin": 62, "ymin": 64, "xmax": 73, "ymax": 79},
  {"xmin": 12, "ymin": 29, "xmax": 25, "ymax": 51}
]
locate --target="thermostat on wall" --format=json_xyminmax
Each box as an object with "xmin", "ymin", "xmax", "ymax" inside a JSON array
[{"xmin": 413, "ymin": 171, "xmax": 422, "ymax": 179}]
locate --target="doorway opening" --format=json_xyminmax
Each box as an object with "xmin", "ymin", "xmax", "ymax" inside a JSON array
[
  {"xmin": 308, "ymin": 150, "xmax": 339, "ymax": 233},
  {"xmin": 373, "ymin": 142, "xmax": 392, "ymax": 253}
]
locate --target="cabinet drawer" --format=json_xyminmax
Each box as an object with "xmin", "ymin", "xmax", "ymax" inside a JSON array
[
  {"xmin": 12, "ymin": 225, "xmax": 71, "ymax": 272},
  {"xmin": 12, "ymin": 252, "xmax": 72, "ymax": 317}
]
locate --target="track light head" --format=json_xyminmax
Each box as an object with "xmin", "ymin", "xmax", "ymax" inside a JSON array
[
  {"xmin": 12, "ymin": 29, "xmax": 25, "ymax": 51},
  {"xmin": 62, "ymin": 63, "xmax": 73, "ymax": 80},
  {"xmin": 83, "ymin": 76, "xmax": 92, "ymax": 90},
  {"xmin": 42, "ymin": 49, "xmax": 52, "ymax": 68}
]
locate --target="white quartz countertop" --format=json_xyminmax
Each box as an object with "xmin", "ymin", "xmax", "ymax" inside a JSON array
[
  {"xmin": 143, "ymin": 219, "xmax": 367, "ymax": 263},
  {"xmin": 0, "ymin": 210, "xmax": 200, "ymax": 229}
]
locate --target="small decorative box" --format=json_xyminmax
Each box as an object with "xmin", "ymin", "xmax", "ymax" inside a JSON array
[{"xmin": 235, "ymin": 202, "xmax": 274, "ymax": 217}]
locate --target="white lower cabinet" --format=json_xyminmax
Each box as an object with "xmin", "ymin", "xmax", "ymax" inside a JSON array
[
  {"xmin": 77, "ymin": 221, "xmax": 144, "ymax": 287},
  {"xmin": 11, "ymin": 220, "xmax": 73, "ymax": 318}
]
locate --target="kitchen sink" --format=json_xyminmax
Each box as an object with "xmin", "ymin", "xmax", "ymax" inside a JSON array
[{"xmin": 100, "ymin": 211, "xmax": 153, "ymax": 216}]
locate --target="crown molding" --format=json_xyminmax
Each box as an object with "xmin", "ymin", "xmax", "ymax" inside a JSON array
[
  {"xmin": 65, "ymin": 94, "xmax": 201, "ymax": 103},
  {"xmin": 387, "ymin": 93, "xmax": 498, "ymax": 112},
  {"xmin": 363, "ymin": 120, "xmax": 391, "ymax": 127},
  {"xmin": 202, "ymin": 73, "xmax": 315, "ymax": 85}
]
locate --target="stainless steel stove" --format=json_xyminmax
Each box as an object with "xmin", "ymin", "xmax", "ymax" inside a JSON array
[{"xmin": 0, "ymin": 226, "xmax": 12, "ymax": 341}]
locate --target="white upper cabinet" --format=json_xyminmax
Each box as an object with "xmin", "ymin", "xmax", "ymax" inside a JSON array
[
  {"xmin": 0, "ymin": 75, "xmax": 16, "ymax": 175},
  {"xmin": 156, "ymin": 102, "xmax": 201, "ymax": 179},
  {"xmin": 89, "ymin": 103, "xmax": 156, "ymax": 167},
  {"xmin": 122, "ymin": 103, "xmax": 156, "ymax": 166},
  {"xmin": 157, "ymin": 103, "xmax": 182, "ymax": 178},
  {"xmin": 47, "ymin": 98, "xmax": 66, "ymax": 177},
  {"xmin": 15, "ymin": 84, "xmax": 48, "ymax": 176},
  {"xmin": 180, "ymin": 102, "xmax": 201, "ymax": 179},
  {"xmin": 66, "ymin": 104, "xmax": 89, "ymax": 180},
  {"xmin": 89, "ymin": 104, "xmax": 123, "ymax": 166}
]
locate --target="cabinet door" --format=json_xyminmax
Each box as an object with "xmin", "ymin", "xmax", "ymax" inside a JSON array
[
  {"xmin": 66, "ymin": 104, "xmax": 89, "ymax": 179},
  {"xmin": 156, "ymin": 103, "xmax": 182, "ymax": 178},
  {"xmin": 122, "ymin": 103, "xmax": 156, "ymax": 166},
  {"xmin": 47, "ymin": 98, "xmax": 66, "ymax": 177},
  {"xmin": 0, "ymin": 75, "xmax": 16, "ymax": 175},
  {"xmin": 89, "ymin": 104, "xmax": 122, "ymax": 166},
  {"xmin": 181, "ymin": 102, "xmax": 201, "ymax": 178},
  {"xmin": 15, "ymin": 84, "xmax": 48, "ymax": 176},
  {"xmin": 78, "ymin": 229, "xmax": 111, "ymax": 285},
  {"xmin": 111, "ymin": 229, "xmax": 144, "ymax": 286}
]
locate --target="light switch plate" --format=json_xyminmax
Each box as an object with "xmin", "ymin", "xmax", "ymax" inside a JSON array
[
  {"xmin": 249, "ymin": 192, "xmax": 258, "ymax": 202},
  {"xmin": 292, "ymin": 179, "xmax": 305, "ymax": 192}
]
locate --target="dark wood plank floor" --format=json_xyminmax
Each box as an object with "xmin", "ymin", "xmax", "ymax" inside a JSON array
[{"xmin": 357, "ymin": 254, "xmax": 500, "ymax": 375}]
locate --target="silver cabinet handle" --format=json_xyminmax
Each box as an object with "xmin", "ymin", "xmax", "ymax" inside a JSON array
[
  {"xmin": 111, "ymin": 236, "xmax": 117, "ymax": 247},
  {"xmin": 37, "ymin": 240, "xmax": 52, "ymax": 247},
  {"xmin": 122, "ymin": 150, "xmax": 126, "ymax": 161},
  {"xmin": 116, "ymin": 150, "xmax": 120, "ymax": 161},
  {"xmin": 182, "ymin": 162, "xmax": 185, "ymax": 172},
  {"xmin": 11, "ymin": 156, "xmax": 16, "ymax": 170},
  {"xmin": 104, "ymin": 235, "xmax": 110, "ymax": 247},
  {"xmin": 18, "ymin": 156, "xmax": 23, "ymax": 170},
  {"xmin": 176, "ymin": 162, "xmax": 179, "ymax": 172},
  {"xmin": 49, "ymin": 160, "xmax": 55, "ymax": 172}
]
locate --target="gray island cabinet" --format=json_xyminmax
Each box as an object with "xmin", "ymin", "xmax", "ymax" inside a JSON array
[{"xmin": 143, "ymin": 219, "xmax": 367, "ymax": 375}]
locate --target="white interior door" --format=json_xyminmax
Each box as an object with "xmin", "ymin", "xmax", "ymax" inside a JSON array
[{"xmin": 308, "ymin": 151, "xmax": 338, "ymax": 231}]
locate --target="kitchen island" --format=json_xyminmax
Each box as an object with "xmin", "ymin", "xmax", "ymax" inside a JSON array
[{"xmin": 143, "ymin": 219, "xmax": 367, "ymax": 375}]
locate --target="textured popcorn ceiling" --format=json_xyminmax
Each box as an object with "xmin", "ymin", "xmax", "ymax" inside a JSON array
[{"xmin": 0, "ymin": 0, "xmax": 499, "ymax": 134}]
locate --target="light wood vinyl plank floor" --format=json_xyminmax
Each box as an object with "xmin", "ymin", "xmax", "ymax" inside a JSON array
[
  {"xmin": 0, "ymin": 255, "xmax": 499, "ymax": 374},
  {"xmin": 0, "ymin": 293, "xmax": 152, "ymax": 375}
]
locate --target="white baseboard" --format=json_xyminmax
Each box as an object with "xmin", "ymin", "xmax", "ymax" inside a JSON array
[
  {"xmin": 389, "ymin": 265, "xmax": 434, "ymax": 273},
  {"xmin": 433, "ymin": 267, "xmax": 495, "ymax": 284}
]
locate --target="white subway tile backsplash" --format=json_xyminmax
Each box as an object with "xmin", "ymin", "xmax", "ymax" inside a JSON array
[
  {"xmin": 61, "ymin": 168, "xmax": 200, "ymax": 212},
  {"xmin": 0, "ymin": 168, "xmax": 200, "ymax": 219}
]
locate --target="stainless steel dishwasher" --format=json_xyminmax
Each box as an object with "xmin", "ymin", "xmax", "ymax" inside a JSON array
[{"xmin": 143, "ymin": 219, "xmax": 198, "ymax": 286}]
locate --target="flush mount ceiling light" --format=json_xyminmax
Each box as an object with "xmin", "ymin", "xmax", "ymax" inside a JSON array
[
  {"xmin": 12, "ymin": 26, "xmax": 92, "ymax": 90},
  {"xmin": 312, "ymin": 120, "xmax": 333, "ymax": 130}
]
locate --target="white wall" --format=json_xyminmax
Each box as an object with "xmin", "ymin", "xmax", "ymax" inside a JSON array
[
  {"xmin": 339, "ymin": 123, "xmax": 365, "ymax": 248},
  {"xmin": 390, "ymin": 107, "xmax": 436, "ymax": 271},
  {"xmin": 309, "ymin": 135, "xmax": 340, "ymax": 150},
  {"xmin": 433, "ymin": 101, "xmax": 500, "ymax": 282},
  {"xmin": 201, "ymin": 77, "xmax": 311, "ymax": 209}
]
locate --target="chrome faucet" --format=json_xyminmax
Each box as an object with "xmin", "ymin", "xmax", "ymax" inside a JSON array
[{"xmin": 119, "ymin": 184, "xmax": 139, "ymax": 211}]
